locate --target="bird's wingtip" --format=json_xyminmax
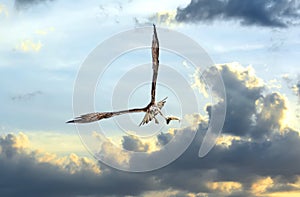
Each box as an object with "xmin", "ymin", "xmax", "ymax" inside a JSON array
[
  {"xmin": 153, "ymin": 24, "xmax": 157, "ymax": 32},
  {"xmin": 66, "ymin": 120, "xmax": 75, "ymax": 124}
]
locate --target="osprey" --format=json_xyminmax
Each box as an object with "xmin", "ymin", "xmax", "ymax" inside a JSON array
[{"xmin": 67, "ymin": 24, "xmax": 180, "ymax": 126}]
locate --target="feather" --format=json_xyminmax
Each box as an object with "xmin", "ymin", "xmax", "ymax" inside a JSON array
[{"xmin": 166, "ymin": 116, "xmax": 180, "ymax": 124}]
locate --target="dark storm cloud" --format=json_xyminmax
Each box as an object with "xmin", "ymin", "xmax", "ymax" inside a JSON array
[
  {"xmin": 207, "ymin": 64, "xmax": 288, "ymax": 139},
  {"xmin": 152, "ymin": 126, "xmax": 300, "ymax": 195},
  {"xmin": 214, "ymin": 64, "xmax": 263, "ymax": 137},
  {"xmin": 11, "ymin": 90, "xmax": 43, "ymax": 101},
  {"xmin": 14, "ymin": 0, "xmax": 54, "ymax": 10},
  {"xmin": 0, "ymin": 133, "xmax": 163, "ymax": 197},
  {"xmin": 3, "ymin": 129, "xmax": 300, "ymax": 196},
  {"xmin": 176, "ymin": 0, "xmax": 300, "ymax": 27}
]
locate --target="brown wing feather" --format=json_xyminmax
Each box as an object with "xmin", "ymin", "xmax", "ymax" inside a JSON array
[
  {"xmin": 150, "ymin": 24, "xmax": 159, "ymax": 104},
  {"xmin": 66, "ymin": 108, "xmax": 146, "ymax": 124},
  {"xmin": 66, "ymin": 112, "xmax": 114, "ymax": 123}
]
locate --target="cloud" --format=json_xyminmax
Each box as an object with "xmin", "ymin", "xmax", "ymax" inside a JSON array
[
  {"xmin": 92, "ymin": 131, "xmax": 131, "ymax": 167},
  {"xmin": 98, "ymin": 140, "xmax": 130, "ymax": 167},
  {"xmin": 255, "ymin": 92, "xmax": 287, "ymax": 135},
  {"xmin": 215, "ymin": 135, "xmax": 241, "ymax": 148},
  {"xmin": 0, "ymin": 133, "xmax": 100, "ymax": 174},
  {"xmin": 175, "ymin": 0, "xmax": 300, "ymax": 28},
  {"xmin": 157, "ymin": 130, "xmax": 174, "ymax": 146},
  {"xmin": 14, "ymin": 0, "xmax": 54, "ymax": 10},
  {"xmin": 148, "ymin": 11, "xmax": 177, "ymax": 26},
  {"xmin": 292, "ymin": 81, "xmax": 300, "ymax": 99},
  {"xmin": 122, "ymin": 135, "xmax": 150, "ymax": 152},
  {"xmin": 153, "ymin": 127, "xmax": 300, "ymax": 196},
  {"xmin": 2, "ymin": 105, "xmax": 300, "ymax": 196},
  {"xmin": 251, "ymin": 176, "xmax": 274, "ymax": 195},
  {"xmin": 134, "ymin": 10, "xmax": 179, "ymax": 27},
  {"xmin": 133, "ymin": 10, "xmax": 180, "ymax": 28},
  {"xmin": 0, "ymin": 132, "xmax": 162, "ymax": 197},
  {"xmin": 206, "ymin": 181, "xmax": 242, "ymax": 194},
  {"xmin": 211, "ymin": 63, "xmax": 264, "ymax": 137},
  {"xmin": 1, "ymin": 63, "xmax": 300, "ymax": 196},
  {"xmin": 205, "ymin": 63, "xmax": 288, "ymax": 139},
  {"xmin": 11, "ymin": 90, "xmax": 43, "ymax": 101}
]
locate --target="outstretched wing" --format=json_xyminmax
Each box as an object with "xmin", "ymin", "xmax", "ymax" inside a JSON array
[
  {"xmin": 66, "ymin": 108, "xmax": 145, "ymax": 124},
  {"xmin": 150, "ymin": 24, "xmax": 159, "ymax": 104}
]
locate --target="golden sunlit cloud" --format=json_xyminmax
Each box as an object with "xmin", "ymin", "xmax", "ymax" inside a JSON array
[
  {"xmin": 16, "ymin": 39, "xmax": 43, "ymax": 52},
  {"xmin": 37, "ymin": 151, "xmax": 101, "ymax": 174},
  {"xmin": 266, "ymin": 177, "xmax": 300, "ymax": 196},
  {"xmin": 216, "ymin": 135, "xmax": 241, "ymax": 148},
  {"xmin": 149, "ymin": 10, "xmax": 177, "ymax": 27},
  {"xmin": 92, "ymin": 131, "xmax": 130, "ymax": 165},
  {"xmin": 256, "ymin": 92, "xmax": 288, "ymax": 132},
  {"xmin": 251, "ymin": 176, "xmax": 274, "ymax": 196},
  {"xmin": 184, "ymin": 113, "xmax": 206, "ymax": 130},
  {"xmin": 100, "ymin": 141, "xmax": 130, "ymax": 165},
  {"xmin": 279, "ymin": 96, "xmax": 300, "ymax": 132},
  {"xmin": 207, "ymin": 181, "xmax": 242, "ymax": 194},
  {"xmin": 267, "ymin": 191, "xmax": 300, "ymax": 197},
  {"xmin": 123, "ymin": 134, "xmax": 161, "ymax": 153},
  {"xmin": 12, "ymin": 132, "xmax": 30, "ymax": 149},
  {"xmin": 216, "ymin": 62, "xmax": 264, "ymax": 89}
]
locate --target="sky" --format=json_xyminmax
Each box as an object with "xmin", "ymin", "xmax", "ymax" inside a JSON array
[{"xmin": 1, "ymin": 0, "xmax": 300, "ymax": 196}]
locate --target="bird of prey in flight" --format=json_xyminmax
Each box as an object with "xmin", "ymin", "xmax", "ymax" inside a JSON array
[{"xmin": 67, "ymin": 24, "xmax": 180, "ymax": 126}]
